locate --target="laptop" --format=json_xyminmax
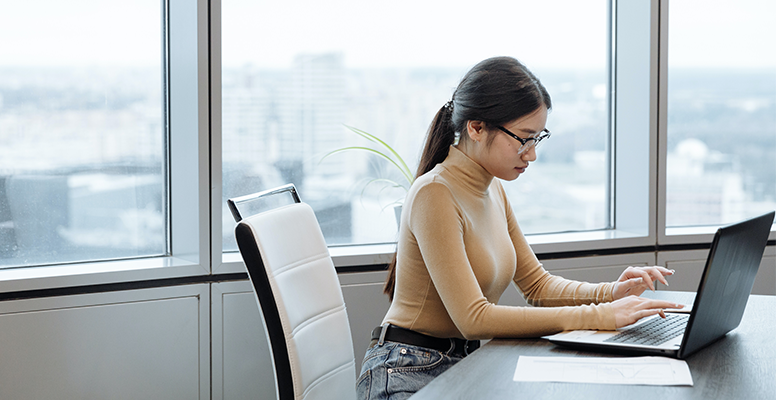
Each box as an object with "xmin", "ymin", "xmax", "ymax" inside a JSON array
[{"xmin": 548, "ymin": 211, "xmax": 774, "ymax": 359}]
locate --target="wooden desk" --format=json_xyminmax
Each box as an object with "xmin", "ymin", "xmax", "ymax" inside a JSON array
[{"xmin": 411, "ymin": 294, "xmax": 776, "ymax": 400}]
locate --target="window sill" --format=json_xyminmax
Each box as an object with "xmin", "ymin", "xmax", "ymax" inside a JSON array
[
  {"xmin": 219, "ymin": 243, "xmax": 397, "ymax": 274},
  {"xmin": 221, "ymin": 229, "xmax": 656, "ymax": 273},
  {"xmin": 526, "ymin": 229, "xmax": 652, "ymax": 255},
  {"xmin": 321, "ymin": 225, "xmax": 768, "ymax": 269},
  {"xmin": 0, "ymin": 257, "xmax": 208, "ymax": 295},
  {"xmin": 6, "ymin": 225, "xmax": 771, "ymax": 295},
  {"xmin": 662, "ymin": 224, "xmax": 776, "ymax": 246}
]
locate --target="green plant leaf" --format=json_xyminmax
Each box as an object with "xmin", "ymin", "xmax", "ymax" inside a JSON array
[
  {"xmin": 361, "ymin": 178, "xmax": 407, "ymax": 197},
  {"xmin": 359, "ymin": 178, "xmax": 407, "ymax": 212},
  {"xmin": 343, "ymin": 125, "xmax": 414, "ymax": 186},
  {"xmin": 322, "ymin": 145, "xmax": 414, "ymax": 188}
]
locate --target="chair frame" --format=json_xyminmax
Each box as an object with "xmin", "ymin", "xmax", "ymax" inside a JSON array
[
  {"xmin": 227, "ymin": 183, "xmax": 300, "ymax": 222},
  {"xmin": 229, "ymin": 184, "xmax": 302, "ymax": 400}
]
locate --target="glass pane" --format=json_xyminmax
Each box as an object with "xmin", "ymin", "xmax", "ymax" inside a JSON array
[
  {"xmin": 0, "ymin": 1, "xmax": 167, "ymax": 267},
  {"xmin": 666, "ymin": 0, "xmax": 776, "ymax": 227},
  {"xmin": 222, "ymin": 0, "xmax": 610, "ymax": 250}
]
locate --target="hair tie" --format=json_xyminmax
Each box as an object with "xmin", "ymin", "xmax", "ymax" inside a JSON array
[{"xmin": 443, "ymin": 100, "xmax": 454, "ymax": 113}]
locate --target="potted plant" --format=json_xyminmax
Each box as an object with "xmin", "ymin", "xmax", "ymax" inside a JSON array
[{"xmin": 322, "ymin": 125, "xmax": 414, "ymax": 224}]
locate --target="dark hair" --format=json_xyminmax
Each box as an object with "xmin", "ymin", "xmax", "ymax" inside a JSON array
[{"xmin": 384, "ymin": 56, "xmax": 552, "ymax": 301}]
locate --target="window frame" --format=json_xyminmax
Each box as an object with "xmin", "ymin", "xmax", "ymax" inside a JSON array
[
  {"xmin": 1, "ymin": 0, "xmax": 774, "ymax": 294},
  {"xmin": 0, "ymin": 0, "xmax": 212, "ymax": 292},
  {"xmin": 656, "ymin": 0, "xmax": 776, "ymax": 246},
  {"xmin": 215, "ymin": 0, "xmax": 659, "ymax": 272},
  {"xmin": 220, "ymin": 0, "xmax": 776, "ymax": 269}
]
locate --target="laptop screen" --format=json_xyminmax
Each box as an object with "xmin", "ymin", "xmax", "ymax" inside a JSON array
[{"xmin": 679, "ymin": 211, "xmax": 774, "ymax": 358}]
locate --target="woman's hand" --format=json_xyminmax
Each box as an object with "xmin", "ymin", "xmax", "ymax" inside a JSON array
[
  {"xmin": 611, "ymin": 295, "xmax": 683, "ymax": 328},
  {"xmin": 612, "ymin": 266, "xmax": 675, "ymax": 300}
]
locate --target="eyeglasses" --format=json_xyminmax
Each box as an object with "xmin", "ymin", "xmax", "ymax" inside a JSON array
[{"xmin": 495, "ymin": 125, "xmax": 551, "ymax": 154}]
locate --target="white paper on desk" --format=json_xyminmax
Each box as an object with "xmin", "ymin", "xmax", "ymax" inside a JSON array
[{"xmin": 513, "ymin": 356, "xmax": 693, "ymax": 386}]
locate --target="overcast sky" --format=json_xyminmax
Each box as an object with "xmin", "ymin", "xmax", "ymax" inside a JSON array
[
  {"xmin": 0, "ymin": 0, "xmax": 774, "ymax": 69},
  {"xmin": 221, "ymin": 0, "xmax": 608, "ymax": 69}
]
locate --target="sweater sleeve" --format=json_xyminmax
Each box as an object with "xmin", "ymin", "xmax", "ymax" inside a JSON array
[
  {"xmin": 501, "ymin": 185, "xmax": 617, "ymax": 333},
  {"xmin": 410, "ymin": 182, "xmax": 617, "ymax": 339},
  {"xmin": 501, "ymin": 187, "xmax": 616, "ymax": 308}
]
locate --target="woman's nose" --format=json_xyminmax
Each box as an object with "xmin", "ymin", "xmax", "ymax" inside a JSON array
[{"xmin": 522, "ymin": 145, "xmax": 537, "ymax": 161}]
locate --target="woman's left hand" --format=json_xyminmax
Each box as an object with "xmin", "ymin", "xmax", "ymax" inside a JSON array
[{"xmin": 612, "ymin": 266, "xmax": 675, "ymax": 300}]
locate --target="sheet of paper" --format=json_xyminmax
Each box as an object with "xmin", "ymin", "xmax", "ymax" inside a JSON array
[{"xmin": 513, "ymin": 356, "xmax": 693, "ymax": 386}]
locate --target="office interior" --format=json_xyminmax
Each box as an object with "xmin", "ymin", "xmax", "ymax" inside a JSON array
[{"xmin": 0, "ymin": 1, "xmax": 774, "ymax": 399}]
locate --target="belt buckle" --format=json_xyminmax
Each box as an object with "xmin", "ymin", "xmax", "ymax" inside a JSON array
[
  {"xmin": 377, "ymin": 323, "xmax": 389, "ymax": 346},
  {"xmin": 447, "ymin": 338, "xmax": 456, "ymax": 355}
]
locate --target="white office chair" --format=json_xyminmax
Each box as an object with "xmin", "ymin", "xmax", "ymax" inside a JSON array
[{"xmin": 228, "ymin": 184, "xmax": 357, "ymax": 400}]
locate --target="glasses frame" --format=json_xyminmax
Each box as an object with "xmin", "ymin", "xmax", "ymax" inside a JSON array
[{"xmin": 495, "ymin": 125, "xmax": 551, "ymax": 154}]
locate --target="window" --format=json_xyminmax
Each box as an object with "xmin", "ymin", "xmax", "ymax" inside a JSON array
[
  {"xmin": 0, "ymin": 1, "xmax": 167, "ymax": 268},
  {"xmin": 221, "ymin": 0, "xmax": 611, "ymax": 252},
  {"xmin": 666, "ymin": 0, "xmax": 776, "ymax": 228},
  {"xmin": 0, "ymin": 0, "xmax": 770, "ymax": 279}
]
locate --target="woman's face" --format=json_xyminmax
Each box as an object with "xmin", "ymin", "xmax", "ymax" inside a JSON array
[{"xmin": 465, "ymin": 105, "xmax": 549, "ymax": 181}]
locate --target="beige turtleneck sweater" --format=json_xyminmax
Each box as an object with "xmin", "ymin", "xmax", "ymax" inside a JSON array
[{"xmin": 382, "ymin": 146, "xmax": 617, "ymax": 340}]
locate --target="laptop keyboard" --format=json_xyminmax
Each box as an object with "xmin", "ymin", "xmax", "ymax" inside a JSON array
[{"xmin": 604, "ymin": 314, "xmax": 689, "ymax": 346}]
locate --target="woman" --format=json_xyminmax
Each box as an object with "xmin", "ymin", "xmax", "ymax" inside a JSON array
[{"xmin": 356, "ymin": 56, "xmax": 680, "ymax": 400}]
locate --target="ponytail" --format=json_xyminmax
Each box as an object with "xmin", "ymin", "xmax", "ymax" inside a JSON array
[
  {"xmin": 383, "ymin": 102, "xmax": 456, "ymax": 301},
  {"xmin": 415, "ymin": 101, "xmax": 457, "ymax": 177}
]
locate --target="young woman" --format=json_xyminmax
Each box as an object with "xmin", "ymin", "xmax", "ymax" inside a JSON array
[{"xmin": 356, "ymin": 56, "xmax": 680, "ymax": 400}]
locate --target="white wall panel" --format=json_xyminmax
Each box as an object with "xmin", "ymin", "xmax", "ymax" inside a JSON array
[
  {"xmin": 657, "ymin": 250, "xmax": 708, "ymax": 292},
  {"xmin": 0, "ymin": 284, "xmax": 209, "ymax": 400},
  {"xmin": 753, "ymin": 250, "xmax": 776, "ymax": 295},
  {"xmin": 211, "ymin": 281, "xmax": 275, "ymax": 400},
  {"xmin": 212, "ymin": 272, "xmax": 389, "ymax": 399},
  {"xmin": 339, "ymin": 271, "xmax": 391, "ymax": 366},
  {"xmin": 0, "ymin": 247, "xmax": 767, "ymax": 400}
]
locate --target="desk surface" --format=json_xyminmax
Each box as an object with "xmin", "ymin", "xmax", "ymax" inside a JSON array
[{"xmin": 411, "ymin": 294, "xmax": 776, "ymax": 400}]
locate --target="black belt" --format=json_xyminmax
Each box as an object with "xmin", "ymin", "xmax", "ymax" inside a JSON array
[{"xmin": 370, "ymin": 324, "xmax": 480, "ymax": 358}]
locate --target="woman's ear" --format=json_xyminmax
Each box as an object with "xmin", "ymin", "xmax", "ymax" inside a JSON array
[{"xmin": 466, "ymin": 120, "xmax": 486, "ymax": 143}]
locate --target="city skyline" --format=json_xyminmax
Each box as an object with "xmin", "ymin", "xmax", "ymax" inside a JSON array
[{"xmin": 0, "ymin": 60, "xmax": 774, "ymax": 267}]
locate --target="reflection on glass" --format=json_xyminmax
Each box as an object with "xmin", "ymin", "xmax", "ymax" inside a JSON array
[
  {"xmin": 667, "ymin": 0, "xmax": 776, "ymax": 227},
  {"xmin": 0, "ymin": 1, "xmax": 166, "ymax": 268},
  {"xmin": 222, "ymin": 0, "xmax": 609, "ymax": 250}
]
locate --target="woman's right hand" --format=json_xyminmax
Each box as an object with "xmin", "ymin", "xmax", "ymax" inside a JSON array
[{"xmin": 611, "ymin": 295, "xmax": 684, "ymax": 328}]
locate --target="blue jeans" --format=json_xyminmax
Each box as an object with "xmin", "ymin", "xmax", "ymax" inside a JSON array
[{"xmin": 356, "ymin": 341, "xmax": 462, "ymax": 400}]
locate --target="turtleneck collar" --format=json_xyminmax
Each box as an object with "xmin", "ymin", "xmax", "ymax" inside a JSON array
[{"xmin": 441, "ymin": 145, "xmax": 494, "ymax": 195}]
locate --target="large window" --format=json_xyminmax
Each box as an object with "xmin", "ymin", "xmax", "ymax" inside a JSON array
[
  {"xmin": 5, "ymin": 0, "xmax": 771, "ymax": 277},
  {"xmin": 0, "ymin": 1, "xmax": 167, "ymax": 268},
  {"xmin": 666, "ymin": 0, "xmax": 776, "ymax": 228},
  {"xmin": 221, "ymin": 0, "xmax": 611, "ymax": 251}
]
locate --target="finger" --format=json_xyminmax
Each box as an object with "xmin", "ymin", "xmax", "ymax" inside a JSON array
[
  {"xmin": 658, "ymin": 267, "xmax": 675, "ymax": 276},
  {"xmin": 655, "ymin": 267, "xmax": 676, "ymax": 287},
  {"xmin": 632, "ymin": 308, "xmax": 663, "ymax": 324},
  {"xmin": 667, "ymin": 302, "xmax": 684, "ymax": 309},
  {"xmin": 634, "ymin": 270, "xmax": 656, "ymax": 291},
  {"xmin": 644, "ymin": 299, "xmax": 682, "ymax": 310},
  {"xmin": 621, "ymin": 277, "xmax": 645, "ymax": 292},
  {"xmin": 617, "ymin": 267, "xmax": 636, "ymax": 282},
  {"xmin": 648, "ymin": 268, "xmax": 670, "ymax": 287}
]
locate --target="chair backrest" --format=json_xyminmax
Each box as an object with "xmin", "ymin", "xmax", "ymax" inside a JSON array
[{"xmin": 231, "ymin": 186, "xmax": 356, "ymax": 400}]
